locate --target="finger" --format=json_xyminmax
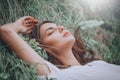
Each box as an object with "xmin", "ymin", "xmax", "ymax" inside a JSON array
[
  {"xmin": 25, "ymin": 18, "xmax": 34, "ymax": 24},
  {"xmin": 16, "ymin": 16, "xmax": 34, "ymax": 23},
  {"xmin": 25, "ymin": 23, "xmax": 38, "ymax": 29},
  {"xmin": 26, "ymin": 24, "xmax": 33, "ymax": 28},
  {"xmin": 26, "ymin": 22, "xmax": 38, "ymax": 27},
  {"xmin": 33, "ymin": 19, "xmax": 39, "ymax": 24},
  {"xmin": 26, "ymin": 19, "xmax": 39, "ymax": 24},
  {"xmin": 26, "ymin": 26, "xmax": 34, "ymax": 30},
  {"xmin": 25, "ymin": 19, "xmax": 39, "ymax": 26},
  {"xmin": 23, "ymin": 17, "xmax": 35, "ymax": 25},
  {"xmin": 24, "ymin": 19, "xmax": 34, "ymax": 27},
  {"xmin": 26, "ymin": 29, "xmax": 32, "ymax": 34},
  {"xmin": 22, "ymin": 16, "xmax": 34, "ymax": 20},
  {"xmin": 22, "ymin": 17, "xmax": 34, "ymax": 27}
]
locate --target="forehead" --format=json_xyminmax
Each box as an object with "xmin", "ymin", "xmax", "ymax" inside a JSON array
[
  {"xmin": 39, "ymin": 23, "xmax": 56, "ymax": 35},
  {"xmin": 40, "ymin": 23, "xmax": 56, "ymax": 31},
  {"xmin": 41, "ymin": 23, "xmax": 56, "ymax": 29}
]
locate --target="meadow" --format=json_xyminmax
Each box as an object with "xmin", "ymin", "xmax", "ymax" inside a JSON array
[{"xmin": 0, "ymin": 0, "xmax": 120, "ymax": 80}]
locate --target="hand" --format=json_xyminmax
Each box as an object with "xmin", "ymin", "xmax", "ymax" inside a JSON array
[{"xmin": 14, "ymin": 16, "xmax": 39, "ymax": 33}]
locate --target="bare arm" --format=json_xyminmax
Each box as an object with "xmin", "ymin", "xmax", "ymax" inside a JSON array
[{"xmin": 0, "ymin": 16, "xmax": 50, "ymax": 75}]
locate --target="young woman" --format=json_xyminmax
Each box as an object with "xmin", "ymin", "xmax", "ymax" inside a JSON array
[{"xmin": 0, "ymin": 16, "xmax": 120, "ymax": 80}]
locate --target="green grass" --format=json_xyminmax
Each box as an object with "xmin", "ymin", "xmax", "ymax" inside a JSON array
[{"xmin": 0, "ymin": 0, "xmax": 120, "ymax": 80}]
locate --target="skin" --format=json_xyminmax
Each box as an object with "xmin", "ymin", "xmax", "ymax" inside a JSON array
[
  {"xmin": 0, "ymin": 16, "xmax": 80, "ymax": 76},
  {"xmin": 40, "ymin": 23, "xmax": 80, "ymax": 66},
  {"xmin": 0, "ymin": 16, "xmax": 50, "ymax": 75}
]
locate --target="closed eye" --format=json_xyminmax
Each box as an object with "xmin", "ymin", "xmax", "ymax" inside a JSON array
[
  {"xmin": 45, "ymin": 25, "xmax": 58, "ymax": 36},
  {"xmin": 47, "ymin": 30, "xmax": 54, "ymax": 36}
]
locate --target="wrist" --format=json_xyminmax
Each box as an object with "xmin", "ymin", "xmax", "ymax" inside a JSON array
[
  {"xmin": 12, "ymin": 22, "xmax": 22, "ymax": 33},
  {"xmin": 0, "ymin": 23, "xmax": 19, "ymax": 34}
]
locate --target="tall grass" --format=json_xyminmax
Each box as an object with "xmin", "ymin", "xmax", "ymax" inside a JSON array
[{"xmin": 0, "ymin": 0, "xmax": 120, "ymax": 80}]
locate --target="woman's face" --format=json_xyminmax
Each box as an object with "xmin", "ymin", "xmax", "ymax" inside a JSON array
[{"xmin": 39, "ymin": 22, "xmax": 75, "ymax": 50}]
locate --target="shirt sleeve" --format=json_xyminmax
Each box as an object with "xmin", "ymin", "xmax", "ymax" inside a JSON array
[
  {"xmin": 38, "ymin": 60, "xmax": 60, "ymax": 80},
  {"xmin": 38, "ymin": 74, "xmax": 57, "ymax": 80}
]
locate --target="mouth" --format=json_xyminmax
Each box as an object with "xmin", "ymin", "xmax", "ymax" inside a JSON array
[{"xmin": 63, "ymin": 31, "xmax": 71, "ymax": 37}]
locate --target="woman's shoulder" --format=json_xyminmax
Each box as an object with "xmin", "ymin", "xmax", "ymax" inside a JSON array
[
  {"xmin": 86, "ymin": 60, "xmax": 120, "ymax": 69},
  {"xmin": 87, "ymin": 60, "xmax": 107, "ymax": 65}
]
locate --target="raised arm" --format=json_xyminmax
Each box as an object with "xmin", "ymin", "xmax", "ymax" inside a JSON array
[{"xmin": 0, "ymin": 16, "xmax": 50, "ymax": 75}]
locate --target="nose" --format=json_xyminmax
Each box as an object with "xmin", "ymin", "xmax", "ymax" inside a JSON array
[{"xmin": 57, "ymin": 25, "xmax": 64, "ymax": 33}]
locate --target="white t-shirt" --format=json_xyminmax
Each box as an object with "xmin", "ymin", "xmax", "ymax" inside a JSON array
[{"xmin": 39, "ymin": 60, "xmax": 120, "ymax": 80}]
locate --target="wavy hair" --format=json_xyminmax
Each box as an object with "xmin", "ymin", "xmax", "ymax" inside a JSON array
[{"xmin": 30, "ymin": 21, "xmax": 95, "ymax": 68}]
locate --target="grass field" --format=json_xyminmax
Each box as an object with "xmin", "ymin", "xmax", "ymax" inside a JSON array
[{"xmin": 0, "ymin": 0, "xmax": 120, "ymax": 80}]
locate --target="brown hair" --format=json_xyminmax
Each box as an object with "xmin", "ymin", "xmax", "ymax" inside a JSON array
[{"xmin": 31, "ymin": 21, "xmax": 95, "ymax": 68}]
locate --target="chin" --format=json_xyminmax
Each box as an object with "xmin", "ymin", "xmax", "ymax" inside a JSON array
[
  {"xmin": 70, "ymin": 37, "xmax": 75, "ymax": 46},
  {"xmin": 65, "ymin": 36, "xmax": 75, "ymax": 47},
  {"xmin": 57, "ymin": 36, "xmax": 75, "ymax": 49}
]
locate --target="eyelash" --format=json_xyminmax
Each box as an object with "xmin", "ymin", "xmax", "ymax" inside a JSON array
[
  {"xmin": 47, "ymin": 30, "xmax": 54, "ymax": 36},
  {"xmin": 47, "ymin": 25, "xmax": 58, "ymax": 36}
]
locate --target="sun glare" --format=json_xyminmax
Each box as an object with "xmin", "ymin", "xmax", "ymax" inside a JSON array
[{"xmin": 84, "ymin": 0, "xmax": 109, "ymax": 11}]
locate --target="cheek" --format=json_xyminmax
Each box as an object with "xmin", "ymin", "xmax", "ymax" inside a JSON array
[
  {"xmin": 62, "ymin": 36, "xmax": 75, "ymax": 45},
  {"xmin": 43, "ymin": 34, "xmax": 61, "ymax": 46},
  {"xmin": 45, "ymin": 36, "xmax": 75, "ymax": 49},
  {"xmin": 43, "ymin": 33, "xmax": 75, "ymax": 48}
]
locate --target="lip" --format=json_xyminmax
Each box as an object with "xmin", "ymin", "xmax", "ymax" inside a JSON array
[{"xmin": 63, "ymin": 31, "xmax": 71, "ymax": 37}]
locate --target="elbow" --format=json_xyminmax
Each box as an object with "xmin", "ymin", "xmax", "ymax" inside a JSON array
[
  {"xmin": 0, "ymin": 26, "xmax": 4, "ymax": 34},
  {"xmin": 0, "ymin": 27, "xmax": 4, "ymax": 38},
  {"xmin": 0, "ymin": 26, "xmax": 6, "ymax": 34},
  {"xmin": 0, "ymin": 26, "xmax": 6, "ymax": 38},
  {"xmin": 0, "ymin": 26, "xmax": 5, "ymax": 32}
]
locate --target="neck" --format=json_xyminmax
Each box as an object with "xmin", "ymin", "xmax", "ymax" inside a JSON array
[{"xmin": 56, "ymin": 49, "xmax": 80, "ymax": 66}]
